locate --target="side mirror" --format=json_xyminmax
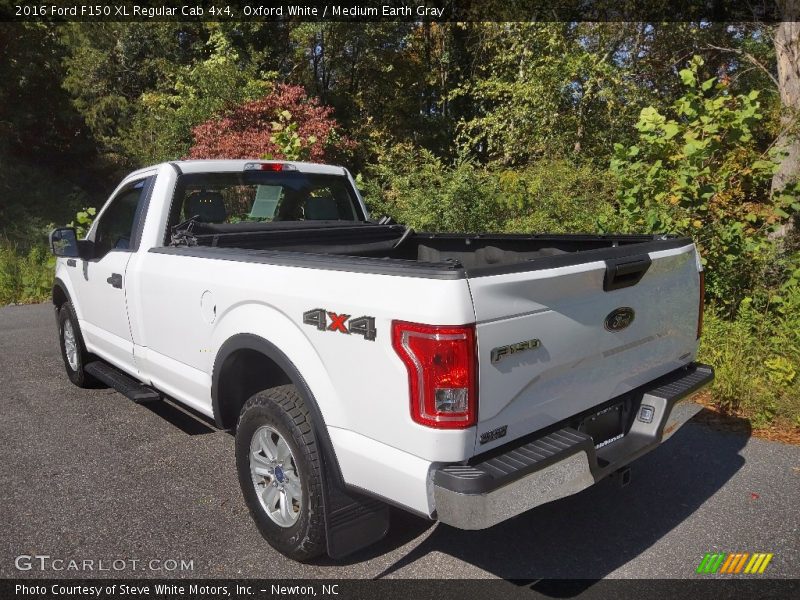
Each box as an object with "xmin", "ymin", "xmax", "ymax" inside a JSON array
[
  {"xmin": 49, "ymin": 227, "xmax": 79, "ymax": 257},
  {"xmin": 49, "ymin": 228, "xmax": 94, "ymax": 259}
]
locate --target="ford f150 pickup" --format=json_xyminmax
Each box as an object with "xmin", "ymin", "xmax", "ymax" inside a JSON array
[{"xmin": 49, "ymin": 160, "xmax": 713, "ymax": 561}]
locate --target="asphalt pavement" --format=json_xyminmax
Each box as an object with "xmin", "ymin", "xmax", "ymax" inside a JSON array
[{"xmin": 1, "ymin": 303, "xmax": 798, "ymax": 580}]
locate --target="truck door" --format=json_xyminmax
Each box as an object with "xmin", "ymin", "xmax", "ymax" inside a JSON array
[{"xmin": 70, "ymin": 176, "xmax": 154, "ymax": 373}]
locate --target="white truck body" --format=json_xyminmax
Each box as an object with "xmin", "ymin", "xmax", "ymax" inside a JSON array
[{"xmin": 51, "ymin": 160, "xmax": 713, "ymax": 559}]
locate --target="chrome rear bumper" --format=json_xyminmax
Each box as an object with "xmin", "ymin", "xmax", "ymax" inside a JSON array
[{"xmin": 433, "ymin": 362, "xmax": 714, "ymax": 530}]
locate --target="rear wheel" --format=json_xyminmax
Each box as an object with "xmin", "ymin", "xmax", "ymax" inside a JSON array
[
  {"xmin": 57, "ymin": 301, "xmax": 97, "ymax": 388},
  {"xmin": 235, "ymin": 385, "xmax": 326, "ymax": 561}
]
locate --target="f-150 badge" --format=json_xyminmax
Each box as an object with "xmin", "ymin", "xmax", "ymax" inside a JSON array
[
  {"xmin": 303, "ymin": 308, "xmax": 377, "ymax": 341},
  {"xmin": 491, "ymin": 338, "xmax": 541, "ymax": 363}
]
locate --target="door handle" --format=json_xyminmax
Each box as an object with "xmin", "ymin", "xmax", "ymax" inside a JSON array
[{"xmin": 106, "ymin": 273, "xmax": 123, "ymax": 289}]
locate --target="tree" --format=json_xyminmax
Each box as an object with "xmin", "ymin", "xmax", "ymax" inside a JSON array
[
  {"xmin": 286, "ymin": 22, "xmax": 467, "ymax": 165},
  {"xmin": 452, "ymin": 23, "xmax": 657, "ymax": 165},
  {"xmin": 772, "ymin": 1, "xmax": 800, "ymax": 204},
  {"xmin": 0, "ymin": 23, "xmax": 101, "ymax": 246},
  {"xmin": 120, "ymin": 29, "xmax": 273, "ymax": 165},
  {"xmin": 59, "ymin": 22, "xmax": 208, "ymax": 165},
  {"xmin": 0, "ymin": 23, "xmax": 90, "ymax": 163},
  {"xmin": 187, "ymin": 84, "xmax": 349, "ymax": 161},
  {"xmin": 611, "ymin": 56, "xmax": 799, "ymax": 310}
]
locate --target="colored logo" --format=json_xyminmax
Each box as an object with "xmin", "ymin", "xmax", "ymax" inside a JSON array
[{"xmin": 696, "ymin": 552, "xmax": 774, "ymax": 574}]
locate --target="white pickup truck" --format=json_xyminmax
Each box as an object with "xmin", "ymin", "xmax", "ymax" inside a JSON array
[{"xmin": 50, "ymin": 160, "xmax": 713, "ymax": 561}]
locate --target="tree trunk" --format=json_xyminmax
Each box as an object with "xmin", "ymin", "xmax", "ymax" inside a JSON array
[{"xmin": 772, "ymin": 2, "xmax": 800, "ymax": 194}]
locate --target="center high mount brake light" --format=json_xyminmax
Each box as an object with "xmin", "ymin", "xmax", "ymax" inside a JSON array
[{"xmin": 243, "ymin": 162, "xmax": 298, "ymax": 172}]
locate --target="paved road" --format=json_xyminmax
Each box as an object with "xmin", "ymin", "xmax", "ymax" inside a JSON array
[{"xmin": 1, "ymin": 303, "xmax": 798, "ymax": 580}]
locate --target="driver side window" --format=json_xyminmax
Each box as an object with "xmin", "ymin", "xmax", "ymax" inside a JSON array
[{"xmin": 92, "ymin": 178, "xmax": 151, "ymax": 259}]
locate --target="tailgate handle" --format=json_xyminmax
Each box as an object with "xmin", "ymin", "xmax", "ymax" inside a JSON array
[{"xmin": 604, "ymin": 255, "xmax": 652, "ymax": 291}]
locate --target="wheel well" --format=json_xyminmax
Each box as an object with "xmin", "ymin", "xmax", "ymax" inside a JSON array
[
  {"xmin": 52, "ymin": 282, "xmax": 68, "ymax": 309},
  {"xmin": 214, "ymin": 348, "xmax": 292, "ymax": 429}
]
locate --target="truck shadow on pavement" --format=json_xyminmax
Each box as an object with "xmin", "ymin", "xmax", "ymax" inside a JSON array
[
  {"xmin": 140, "ymin": 397, "xmax": 218, "ymax": 436},
  {"xmin": 351, "ymin": 414, "xmax": 752, "ymax": 584}
]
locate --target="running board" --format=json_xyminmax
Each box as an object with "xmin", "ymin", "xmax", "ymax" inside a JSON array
[{"xmin": 85, "ymin": 361, "xmax": 161, "ymax": 404}]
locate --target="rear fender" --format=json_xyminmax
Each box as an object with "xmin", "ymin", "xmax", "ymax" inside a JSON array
[
  {"xmin": 210, "ymin": 301, "xmax": 343, "ymax": 429},
  {"xmin": 210, "ymin": 302, "xmax": 390, "ymax": 559}
]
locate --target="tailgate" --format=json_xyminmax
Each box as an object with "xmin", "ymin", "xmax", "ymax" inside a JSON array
[{"xmin": 468, "ymin": 242, "xmax": 701, "ymax": 453}]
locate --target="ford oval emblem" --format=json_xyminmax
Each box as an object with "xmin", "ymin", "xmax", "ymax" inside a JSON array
[{"xmin": 605, "ymin": 307, "xmax": 635, "ymax": 332}]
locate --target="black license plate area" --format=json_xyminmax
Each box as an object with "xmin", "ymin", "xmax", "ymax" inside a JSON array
[{"xmin": 579, "ymin": 403, "xmax": 625, "ymax": 449}]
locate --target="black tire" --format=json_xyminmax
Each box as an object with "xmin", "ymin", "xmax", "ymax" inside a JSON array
[
  {"xmin": 235, "ymin": 385, "xmax": 326, "ymax": 561},
  {"xmin": 57, "ymin": 301, "xmax": 97, "ymax": 388}
]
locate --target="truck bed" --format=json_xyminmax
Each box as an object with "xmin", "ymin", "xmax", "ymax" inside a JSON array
[
  {"xmin": 162, "ymin": 222, "xmax": 691, "ymax": 279},
  {"xmin": 157, "ymin": 221, "xmax": 701, "ymax": 453}
]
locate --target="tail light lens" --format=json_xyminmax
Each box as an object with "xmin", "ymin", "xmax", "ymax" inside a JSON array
[
  {"xmin": 697, "ymin": 270, "xmax": 705, "ymax": 339},
  {"xmin": 392, "ymin": 321, "xmax": 477, "ymax": 429}
]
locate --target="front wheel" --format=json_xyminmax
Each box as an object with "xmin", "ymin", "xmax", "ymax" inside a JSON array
[
  {"xmin": 235, "ymin": 385, "xmax": 326, "ymax": 561},
  {"xmin": 57, "ymin": 301, "xmax": 97, "ymax": 388}
]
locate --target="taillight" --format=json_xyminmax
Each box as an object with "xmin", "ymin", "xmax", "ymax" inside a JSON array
[
  {"xmin": 391, "ymin": 321, "xmax": 477, "ymax": 429},
  {"xmin": 697, "ymin": 270, "xmax": 705, "ymax": 339}
]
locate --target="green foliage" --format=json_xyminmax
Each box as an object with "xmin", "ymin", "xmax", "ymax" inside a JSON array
[
  {"xmin": 362, "ymin": 145, "xmax": 617, "ymax": 234},
  {"xmin": 68, "ymin": 207, "xmax": 96, "ymax": 238},
  {"xmin": 453, "ymin": 23, "xmax": 659, "ymax": 165},
  {"xmin": 492, "ymin": 160, "xmax": 621, "ymax": 233},
  {"xmin": 121, "ymin": 30, "xmax": 273, "ymax": 165},
  {"xmin": 264, "ymin": 110, "xmax": 317, "ymax": 161},
  {"xmin": 362, "ymin": 144, "xmax": 505, "ymax": 232},
  {"xmin": 700, "ymin": 291, "xmax": 800, "ymax": 428},
  {"xmin": 0, "ymin": 205, "xmax": 100, "ymax": 305},
  {"xmin": 0, "ymin": 154, "xmax": 93, "ymax": 248},
  {"xmin": 611, "ymin": 56, "xmax": 799, "ymax": 311},
  {"xmin": 0, "ymin": 245, "xmax": 54, "ymax": 305}
]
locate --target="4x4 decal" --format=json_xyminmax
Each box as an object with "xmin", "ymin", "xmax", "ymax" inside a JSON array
[{"xmin": 303, "ymin": 309, "xmax": 377, "ymax": 341}]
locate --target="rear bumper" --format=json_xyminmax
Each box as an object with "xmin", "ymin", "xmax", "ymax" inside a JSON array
[{"xmin": 432, "ymin": 362, "xmax": 713, "ymax": 530}]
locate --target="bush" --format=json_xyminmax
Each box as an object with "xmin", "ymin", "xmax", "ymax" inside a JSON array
[
  {"xmin": 188, "ymin": 84, "xmax": 351, "ymax": 162},
  {"xmin": 0, "ymin": 244, "xmax": 54, "ymax": 305},
  {"xmin": 492, "ymin": 159, "xmax": 621, "ymax": 233},
  {"xmin": 611, "ymin": 56, "xmax": 799, "ymax": 312},
  {"xmin": 0, "ymin": 205, "xmax": 95, "ymax": 306},
  {"xmin": 0, "ymin": 155, "xmax": 93, "ymax": 249},
  {"xmin": 362, "ymin": 145, "xmax": 618, "ymax": 234},
  {"xmin": 362, "ymin": 144, "xmax": 505, "ymax": 232},
  {"xmin": 699, "ymin": 290, "xmax": 800, "ymax": 428}
]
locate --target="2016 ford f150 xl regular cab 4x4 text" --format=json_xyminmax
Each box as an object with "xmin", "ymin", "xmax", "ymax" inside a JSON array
[{"xmin": 49, "ymin": 160, "xmax": 713, "ymax": 561}]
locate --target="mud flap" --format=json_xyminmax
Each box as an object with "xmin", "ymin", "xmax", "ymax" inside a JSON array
[{"xmin": 319, "ymin": 448, "xmax": 391, "ymax": 559}]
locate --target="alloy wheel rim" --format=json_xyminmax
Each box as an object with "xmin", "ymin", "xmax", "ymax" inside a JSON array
[
  {"xmin": 249, "ymin": 425, "xmax": 302, "ymax": 528},
  {"xmin": 63, "ymin": 320, "xmax": 79, "ymax": 371}
]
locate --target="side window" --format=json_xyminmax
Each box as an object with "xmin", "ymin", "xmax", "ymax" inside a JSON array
[{"xmin": 92, "ymin": 178, "xmax": 151, "ymax": 259}]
